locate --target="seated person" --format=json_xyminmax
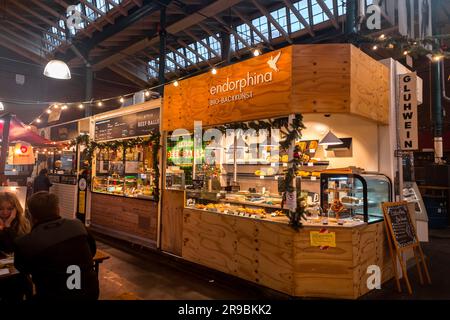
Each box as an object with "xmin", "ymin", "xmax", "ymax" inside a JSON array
[
  {"xmin": 0, "ymin": 192, "xmax": 31, "ymax": 253},
  {"xmin": 0, "ymin": 192, "xmax": 32, "ymax": 301},
  {"xmin": 14, "ymin": 192, "xmax": 99, "ymax": 300}
]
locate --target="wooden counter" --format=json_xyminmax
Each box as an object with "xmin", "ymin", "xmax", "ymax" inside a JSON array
[
  {"xmin": 90, "ymin": 192, "xmax": 158, "ymax": 248},
  {"xmin": 182, "ymin": 207, "xmax": 394, "ymax": 299}
]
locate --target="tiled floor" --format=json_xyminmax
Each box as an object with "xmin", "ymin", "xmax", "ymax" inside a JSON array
[{"xmin": 95, "ymin": 227, "xmax": 450, "ymax": 300}]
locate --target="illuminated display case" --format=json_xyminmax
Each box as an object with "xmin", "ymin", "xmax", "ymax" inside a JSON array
[
  {"xmin": 92, "ymin": 143, "xmax": 156, "ymax": 199},
  {"xmin": 320, "ymin": 173, "xmax": 392, "ymax": 224}
]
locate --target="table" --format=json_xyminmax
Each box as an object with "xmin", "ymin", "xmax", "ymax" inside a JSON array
[{"xmin": 0, "ymin": 249, "xmax": 111, "ymax": 280}]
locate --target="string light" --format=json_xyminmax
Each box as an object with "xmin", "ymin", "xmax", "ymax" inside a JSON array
[
  {"xmin": 372, "ymin": 45, "xmax": 378, "ymax": 50},
  {"xmin": 78, "ymin": 104, "xmax": 84, "ymax": 109},
  {"xmin": 46, "ymin": 109, "xmax": 52, "ymax": 114},
  {"xmin": 36, "ymin": 118, "xmax": 41, "ymax": 123},
  {"xmin": 403, "ymin": 50, "xmax": 409, "ymax": 56},
  {"xmin": 173, "ymin": 80, "xmax": 179, "ymax": 87},
  {"xmin": 97, "ymin": 101, "xmax": 103, "ymax": 107},
  {"xmin": 432, "ymin": 54, "xmax": 444, "ymax": 62},
  {"xmin": 379, "ymin": 34, "xmax": 386, "ymax": 40},
  {"xmin": 53, "ymin": 104, "xmax": 60, "ymax": 109},
  {"xmin": 119, "ymin": 97, "xmax": 124, "ymax": 103},
  {"xmin": 253, "ymin": 49, "xmax": 261, "ymax": 57},
  {"xmin": 145, "ymin": 91, "xmax": 150, "ymax": 97},
  {"xmin": 211, "ymin": 68, "xmax": 217, "ymax": 75},
  {"xmin": 388, "ymin": 43, "xmax": 395, "ymax": 49},
  {"xmin": 62, "ymin": 104, "xmax": 68, "ymax": 110}
]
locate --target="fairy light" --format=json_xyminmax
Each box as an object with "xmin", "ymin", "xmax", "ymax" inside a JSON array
[
  {"xmin": 36, "ymin": 118, "xmax": 41, "ymax": 123},
  {"xmin": 145, "ymin": 91, "xmax": 150, "ymax": 97},
  {"xmin": 253, "ymin": 49, "xmax": 261, "ymax": 57},
  {"xmin": 62, "ymin": 104, "xmax": 68, "ymax": 110},
  {"xmin": 403, "ymin": 50, "xmax": 409, "ymax": 56},
  {"xmin": 46, "ymin": 109, "xmax": 52, "ymax": 114},
  {"xmin": 379, "ymin": 34, "xmax": 386, "ymax": 40},
  {"xmin": 97, "ymin": 101, "xmax": 103, "ymax": 107},
  {"xmin": 211, "ymin": 68, "xmax": 217, "ymax": 75},
  {"xmin": 372, "ymin": 45, "xmax": 378, "ymax": 50},
  {"xmin": 173, "ymin": 80, "xmax": 179, "ymax": 87},
  {"xmin": 432, "ymin": 54, "xmax": 444, "ymax": 62},
  {"xmin": 53, "ymin": 104, "xmax": 60, "ymax": 109},
  {"xmin": 119, "ymin": 97, "xmax": 124, "ymax": 103},
  {"xmin": 78, "ymin": 104, "xmax": 84, "ymax": 109}
]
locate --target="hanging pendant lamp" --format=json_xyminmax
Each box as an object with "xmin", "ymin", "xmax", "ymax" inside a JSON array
[{"xmin": 43, "ymin": 60, "xmax": 71, "ymax": 79}]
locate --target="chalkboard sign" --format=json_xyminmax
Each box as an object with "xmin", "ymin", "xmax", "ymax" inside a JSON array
[
  {"xmin": 382, "ymin": 202, "xmax": 417, "ymax": 249},
  {"xmin": 95, "ymin": 108, "xmax": 159, "ymax": 141}
]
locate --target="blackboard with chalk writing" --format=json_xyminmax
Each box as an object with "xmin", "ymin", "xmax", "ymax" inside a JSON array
[{"xmin": 383, "ymin": 202, "xmax": 417, "ymax": 248}]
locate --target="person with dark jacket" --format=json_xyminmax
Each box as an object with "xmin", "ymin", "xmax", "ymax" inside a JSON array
[
  {"xmin": 14, "ymin": 191, "xmax": 99, "ymax": 301},
  {"xmin": 32, "ymin": 169, "xmax": 52, "ymax": 194}
]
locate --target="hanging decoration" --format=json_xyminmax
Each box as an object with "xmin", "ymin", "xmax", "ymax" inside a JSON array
[{"xmin": 70, "ymin": 132, "xmax": 161, "ymax": 202}]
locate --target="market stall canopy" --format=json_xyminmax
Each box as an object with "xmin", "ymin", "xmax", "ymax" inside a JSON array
[{"xmin": 0, "ymin": 114, "xmax": 56, "ymax": 146}]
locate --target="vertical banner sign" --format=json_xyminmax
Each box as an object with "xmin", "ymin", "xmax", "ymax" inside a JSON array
[
  {"xmin": 77, "ymin": 177, "xmax": 87, "ymax": 223},
  {"xmin": 399, "ymin": 73, "xmax": 418, "ymax": 150}
]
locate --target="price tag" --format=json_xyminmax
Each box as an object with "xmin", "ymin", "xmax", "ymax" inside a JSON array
[
  {"xmin": 308, "ymin": 162, "xmax": 314, "ymax": 167},
  {"xmin": 283, "ymin": 163, "xmax": 288, "ymax": 167},
  {"xmin": 309, "ymin": 149, "xmax": 316, "ymax": 153},
  {"xmin": 311, "ymin": 176, "xmax": 317, "ymax": 181},
  {"xmin": 271, "ymin": 163, "xmax": 276, "ymax": 167},
  {"xmin": 260, "ymin": 175, "xmax": 265, "ymax": 179}
]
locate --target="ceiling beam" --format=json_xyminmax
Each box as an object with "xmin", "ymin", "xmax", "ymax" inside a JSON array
[
  {"xmin": 10, "ymin": 0, "xmax": 67, "ymax": 35},
  {"xmin": 176, "ymin": 39, "xmax": 212, "ymax": 66},
  {"xmin": 250, "ymin": 0, "xmax": 292, "ymax": 44},
  {"xmin": 282, "ymin": 0, "xmax": 315, "ymax": 37},
  {"xmin": 167, "ymin": 45, "xmax": 201, "ymax": 70},
  {"xmin": 54, "ymin": 0, "xmax": 102, "ymax": 32},
  {"xmin": 2, "ymin": 27, "xmax": 50, "ymax": 53},
  {"xmin": 213, "ymin": 15, "xmax": 252, "ymax": 48},
  {"xmin": 0, "ymin": 33, "xmax": 46, "ymax": 64},
  {"xmin": 3, "ymin": 7, "xmax": 64, "ymax": 43},
  {"xmin": 183, "ymin": 30, "xmax": 220, "ymax": 58},
  {"xmin": 79, "ymin": 0, "xmax": 114, "ymax": 24},
  {"xmin": 29, "ymin": 0, "xmax": 93, "ymax": 38},
  {"xmin": 5, "ymin": 20, "xmax": 54, "ymax": 47},
  {"xmin": 108, "ymin": 63, "xmax": 149, "ymax": 87},
  {"xmin": 106, "ymin": 0, "xmax": 128, "ymax": 16},
  {"xmin": 92, "ymin": 0, "xmax": 244, "ymax": 70},
  {"xmin": 231, "ymin": 8, "xmax": 274, "ymax": 49},
  {"xmin": 316, "ymin": 0, "xmax": 339, "ymax": 29}
]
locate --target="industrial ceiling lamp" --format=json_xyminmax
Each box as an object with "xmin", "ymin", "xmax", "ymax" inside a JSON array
[
  {"xmin": 319, "ymin": 130, "xmax": 343, "ymax": 146},
  {"xmin": 43, "ymin": 60, "xmax": 71, "ymax": 79}
]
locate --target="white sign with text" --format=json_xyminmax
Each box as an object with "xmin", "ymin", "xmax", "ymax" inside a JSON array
[{"xmin": 399, "ymin": 73, "xmax": 418, "ymax": 150}]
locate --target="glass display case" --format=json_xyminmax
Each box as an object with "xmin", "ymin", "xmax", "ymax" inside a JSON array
[
  {"xmin": 92, "ymin": 143, "xmax": 156, "ymax": 199},
  {"xmin": 320, "ymin": 173, "xmax": 392, "ymax": 224}
]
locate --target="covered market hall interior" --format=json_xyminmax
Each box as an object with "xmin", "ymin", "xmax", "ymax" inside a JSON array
[{"xmin": 1, "ymin": 0, "xmax": 450, "ymax": 303}]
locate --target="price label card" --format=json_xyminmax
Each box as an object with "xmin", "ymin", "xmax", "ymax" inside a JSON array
[
  {"xmin": 283, "ymin": 163, "xmax": 288, "ymax": 167},
  {"xmin": 311, "ymin": 176, "xmax": 317, "ymax": 181},
  {"xmin": 308, "ymin": 162, "xmax": 314, "ymax": 167},
  {"xmin": 271, "ymin": 163, "xmax": 276, "ymax": 167},
  {"xmin": 260, "ymin": 176, "xmax": 265, "ymax": 179}
]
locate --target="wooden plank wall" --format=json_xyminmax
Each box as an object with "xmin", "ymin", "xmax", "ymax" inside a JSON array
[
  {"xmin": 291, "ymin": 44, "xmax": 351, "ymax": 114},
  {"xmin": 161, "ymin": 189, "xmax": 185, "ymax": 256},
  {"xmin": 90, "ymin": 193, "xmax": 158, "ymax": 246},
  {"xmin": 182, "ymin": 209, "xmax": 394, "ymax": 299},
  {"xmin": 350, "ymin": 46, "xmax": 390, "ymax": 124}
]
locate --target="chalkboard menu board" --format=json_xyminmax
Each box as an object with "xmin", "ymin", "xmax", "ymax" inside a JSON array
[
  {"xmin": 95, "ymin": 108, "xmax": 159, "ymax": 141},
  {"xmin": 383, "ymin": 202, "xmax": 417, "ymax": 248}
]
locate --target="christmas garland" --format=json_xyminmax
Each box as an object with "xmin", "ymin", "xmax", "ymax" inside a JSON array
[
  {"xmin": 71, "ymin": 132, "xmax": 161, "ymax": 202},
  {"xmin": 217, "ymin": 114, "xmax": 307, "ymax": 230}
]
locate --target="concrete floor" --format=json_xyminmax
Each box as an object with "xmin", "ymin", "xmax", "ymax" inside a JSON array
[{"xmin": 95, "ymin": 227, "xmax": 450, "ymax": 300}]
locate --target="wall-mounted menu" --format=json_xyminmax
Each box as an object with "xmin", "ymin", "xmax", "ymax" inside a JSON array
[
  {"xmin": 95, "ymin": 108, "xmax": 159, "ymax": 141},
  {"xmin": 383, "ymin": 202, "xmax": 417, "ymax": 248}
]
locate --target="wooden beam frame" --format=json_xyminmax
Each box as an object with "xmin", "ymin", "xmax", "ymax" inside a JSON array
[
  {"xmin": 282, "ymin": 0, "xmax": 315, "ymax": 37},
  {"xmin": 106, "ymin": 0, "xmax": 128, "ymax": 16},
  {"xmin": 2, "ymin": 27, "xmax": 51, "ymax": 54},
  {"xmin": 80, "ymin": 0, "xmax": 114, "ymax": 24},
  {"xmin": 251, "ymin": 0, "xmax": 293, "ymax": 44},
  {"xmin": 183, "ymin": 30, "xmax": 220, "ymax": 58},
  {"xmin": 316, "ymin": 0, "xmax": 339, "ymax": 29},
  {"xmin": 167, "ymin": 45, "xmax": 201, "ymax": 70},
  {"xmin": 54, "ymin": 0, "xmax": 102, "ymax": 32},
  {"xmin": 213, "ymin": 15, "xmax": 252, "ymax": 49},
  {"xmin": 176, "ymin": 39, "xmax": 212, "ymax": 67},
  {"xmin": 231, "ymin": 7, "xmax": 274, "ymax": 49},
  {"xmin": 0, "ymin": 33, "xmax": 46, "ymax": 64},
  {"xmin": 108, "ymin": 64, "xmax": 149, "ymax": 87}
]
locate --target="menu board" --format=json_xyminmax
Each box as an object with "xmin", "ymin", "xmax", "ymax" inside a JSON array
[
  {"xmin": 383, "ymin": 202, "xmax": 417, "ymax": 248},
  {"xmin": 95, "ymin": 108, "xmax": 160, "ymax": 141}
]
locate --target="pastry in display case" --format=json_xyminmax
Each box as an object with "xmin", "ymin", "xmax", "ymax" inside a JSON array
[
  {"xmin": 92, "ymin": 143, "xmax": 157, "ymax": 199},
  {"xmin": 320, "ymin": 172, "xmax": 392, "ymax": 224}
]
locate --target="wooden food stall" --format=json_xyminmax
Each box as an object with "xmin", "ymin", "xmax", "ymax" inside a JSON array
[
  {"xmin": 88, "ymin": 100, "xmax": 161, "ymax": 248},
  {"xmin": 161, "ymin": 44, "xmax": 395, "ymax": 299}
]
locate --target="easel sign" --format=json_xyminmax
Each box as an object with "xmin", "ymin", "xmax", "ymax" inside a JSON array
[{"xmin": 382, "ymin": 202, "xmax": 431, "ymax": 295}]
